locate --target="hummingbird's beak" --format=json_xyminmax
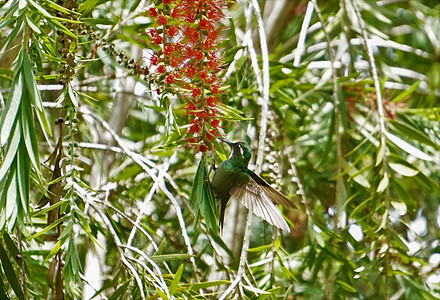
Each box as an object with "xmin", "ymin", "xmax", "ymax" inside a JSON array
[{"xmin": 219, "ymin": 138, "xmax": 233, "ymax": 146}]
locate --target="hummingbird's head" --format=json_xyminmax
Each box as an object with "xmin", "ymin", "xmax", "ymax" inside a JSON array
[{"xmin": 220, "ymin": 139, "xmax": 251, "ymax": 166}]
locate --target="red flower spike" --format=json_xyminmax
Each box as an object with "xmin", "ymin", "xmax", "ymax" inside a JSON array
[{"xmin": 141, "ymin": 0, "xmax": 227, "ymax": 153}]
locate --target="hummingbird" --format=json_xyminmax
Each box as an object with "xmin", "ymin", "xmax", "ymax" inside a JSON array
[{"xmin": 210, "ymin": 139, "xmax": 297, "ymax": 232}]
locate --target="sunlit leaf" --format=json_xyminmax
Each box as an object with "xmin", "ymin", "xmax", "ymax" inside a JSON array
[
  {"xmin": 169, "ymin": 264, "xmax": 184, "ymax": 295},
  {"xmin": 385, "ymin": 132, "xmax": 432, "ymax": 161},
  {"xmin": 377, "ymin": 175, "xmax": 389, "ymax": 193},
  {"xmin": 389, "ymin": 162, "xmax": 419, "ymax": 177}
]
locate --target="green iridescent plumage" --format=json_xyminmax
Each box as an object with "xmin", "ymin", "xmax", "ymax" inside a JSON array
[{"xmin": 210, "ymin": 139, "xmax": 297, "ymax": 231}]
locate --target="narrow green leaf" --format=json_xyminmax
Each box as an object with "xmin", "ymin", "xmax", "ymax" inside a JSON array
[
  {"xmin": 390, "ymin": 178, "xmax": 416, "ymax": 209},
  {"xmin": 156, "ymin": 289, "xmax": 169, "ymax": 300},
  {"xmin": 45, "ymin": 240, "xmax": 61, "ymax": 261},
  {"xmin": 0, "ymin": 120, "xmax": 21, "ymax": 182},
  {"xmin": 0, "ymin": 71, "xmax": 23, "ymax": 146},
  {"xmin": 375, "ymin": 141, "xmax": 385, "ymax": 166},
  {"xmin": 6, "ymin": 168, "xmax": 19, "ymax": 229},
  {"xmin": 42, "ymin": 0, "xmax": 80, "ymax": 15},
  {"xmin": 26, "ymin": 16, "xmax": 41, "ymax": 33},
  {"xmin": 248, "ymin": 244, "xmax": 271, "ymax": 253},
  {"xmin": 375, "ymin": 209, "xmax": 388, "ymax": 233},
  {"xmin": 58, "ymin": 221, "xmax": 73, "ymax": 241},
  {"xmin": 392, "ymin": 81, "xmax": 420, "ymax": 103},
  {"xmin": 23, "ymin": 53, "xmax": 52, "ymax": 137},
  {"xmin": 0, "ymin": 278, "xmax": 9, "ymax": 299},
  {"xmin": 385, "ymin": 132, "xmax": 432, "ymax": 161},
  {"xmin": 377, "ymin": 175, "xmax": 389, "ymax": 193},
  {"xmin": 27, "ymin": 215, "xmax": 68, "ymax": 240},
  {"xmin": 336, "ymin": 280, "xmax": 356, "ymax": 293},
  {"xmin": 389, "ymin": 118, "xmax": 439, "ymax": 150},
  {"xmin": 391, "ymin": 200, "xmax": 407, "ymax": 215},
  {"xmin": 170, "ymin": 264, "xmax": 184, "ymax": 295},
  {"xmin": 16, "ymin": 142, "xmax": 30, "ymax": 215},
  {"xmin": 185, "ymin": 280, "xmax": 230, "ymax": 290},
  {"xmin": 389, "ymin": 163, "xmax": 419, "ymax": 177},
  {"xmin": 0, "ymin": 242, "xmax": 24, "ymax": 299},
  {"xmin": 32, "ymin": 200, "xmax": 69, "ymax": 217},
  {"xmin": 108, "ymin": 281, "xmax": 129, "ymax": 300},
  {"xmin": 79, "ymin": 0, "xmax": 101, "ymax": 14},
  {"xmin": 150, "ymin": 254, "xmax": 191, "ymax": 263}
]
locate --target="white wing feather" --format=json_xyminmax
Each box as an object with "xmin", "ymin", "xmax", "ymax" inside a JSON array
[{"xmin": 230, "ymin": 183, "xmax": 290, "ymax": 232}]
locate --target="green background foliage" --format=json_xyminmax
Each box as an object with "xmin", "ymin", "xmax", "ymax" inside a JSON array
[{"xmin": 0, "ymin": 0, "xmax": 439, "ymax": 299}]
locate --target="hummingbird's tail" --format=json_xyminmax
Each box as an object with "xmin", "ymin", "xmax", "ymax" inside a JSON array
[{"xmin": 219, "ymin": 200, "xmax": 227, "ymax": 230}]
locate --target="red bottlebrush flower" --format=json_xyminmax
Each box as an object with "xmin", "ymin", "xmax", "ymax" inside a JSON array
[
  {"xmin": 157, "ymin": 64, "xmax": 167, "ymax": 73},
  {"xmin": 189, "ymin": 137, "xmax": 196, "ymax": 143},
  {"xmin": 192, "ymin": 87, "xmax": 201, "ymax": 98},
  {"xmin": 188, "ymin": 123, "xmax": 200, "ymax": 134},
  {"xmin": 168, "ymin": 26, "xmax": 178, "ymax": 37},
  {"xmin": 211, "ymin": 119, "xmax": 220, "ymax": 128},
  {"xmin": 199, "ymin": 144, "xmax": 208, "ymax": 152},
  {"xmin": 149, "ymin": 7, "xmax": 158, "ymax": 17},
  {"xmin": 163, "ymin": 0, "xmax": 172, "ymax": 4},
  {"xmin": 157, "ymin": 14, "xmax": 167, "ymax": 25}
]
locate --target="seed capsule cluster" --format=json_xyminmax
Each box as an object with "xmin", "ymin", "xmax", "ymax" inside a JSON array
[{"xmin": 56, "ymin": 0, "xmax": 79, "ymax": 84}]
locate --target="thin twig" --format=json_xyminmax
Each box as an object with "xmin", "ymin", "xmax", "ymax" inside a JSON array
[
  {"xmin": 311, "ymin": 1, "xmax": 342, "ymax": 297},
  {"xmin": 350, "ymin": 1, "xmax": 391, "ymax": 298},
  {"xmin": 294, "ymin": 2, "xmax": 314, "ymax": 67}
]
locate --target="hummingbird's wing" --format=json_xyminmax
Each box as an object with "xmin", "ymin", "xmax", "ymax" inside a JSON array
[
  {"xmin": 247, "ymin": 170, "xmax": 297, "ymax": 209},
  {"xmin": 230, "ymin": 183, "xmax": 290, "ymax": 232}
]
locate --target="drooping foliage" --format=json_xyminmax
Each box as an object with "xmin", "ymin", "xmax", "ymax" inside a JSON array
[{"xmin": 0, "ymin": 0, "xmax": 439, "ymax": 299}]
